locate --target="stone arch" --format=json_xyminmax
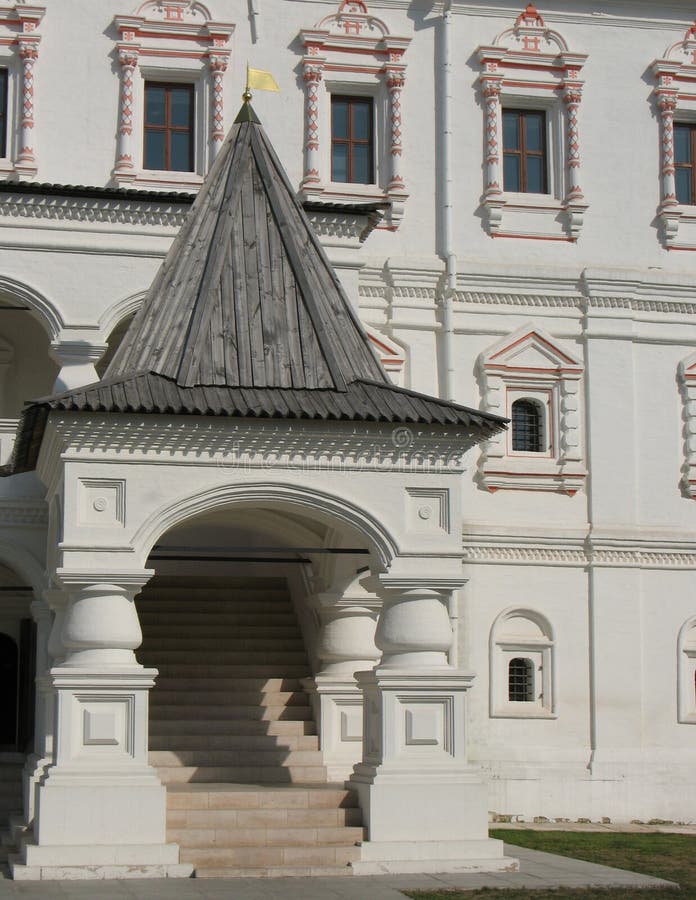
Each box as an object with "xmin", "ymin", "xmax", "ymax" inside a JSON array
[
  {"xmin": 0, "ymin": 541, "xmax": 45, "ymax": 595},
  {"xmin": 677, "ymin": 615, "xmax": 696, "ymax": 723},
  {"xmin": 132, "ymin": 481, "xmax": 400, "ymax": 574},
  {"xmin": 0, "ymin": 274, "xmax": 64, "ymax": 340},
  {"xmin": 97, "ymin": 290, "xmax": 146, "ymax": 343}
]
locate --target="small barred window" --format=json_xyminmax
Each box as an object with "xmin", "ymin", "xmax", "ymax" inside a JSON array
[
  {"xmin": 508, "ymin": 657, "xmax": 534, "ymax": 702},
  {"xmin": 511, "ymin": 399, "xmax": 544, "ymax": 453}
]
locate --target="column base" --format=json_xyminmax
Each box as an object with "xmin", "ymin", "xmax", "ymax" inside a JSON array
[
  {"xmin": 10, "ymin": 838, "xmax": 191, "ymax": 880},
  {"xmin": 351, "ymin": 838, "xmax": 517, "ymax": 875}
]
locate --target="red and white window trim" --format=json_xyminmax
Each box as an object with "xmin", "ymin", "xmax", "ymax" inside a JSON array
[
  {"xmin": 652, "ymin": 21, "xmax": 696, "ymax": 250},
  {"xmin": 0, "ymin": 4, "xmax": 44, "ymax": 178},
  {"xmin": 478, "ymin": 324, "xmax": 585, "ymax": 495},
  {"xmin": 113, "ymin": 0, "xmax": 233, "ymax": 188},
  {"xmin": 299, "ymin": 0, "xmax": 410, "ymax": 230},
  {"xmin": 477, "ymin": 3, "xmax": 588, "ymax": 242}
]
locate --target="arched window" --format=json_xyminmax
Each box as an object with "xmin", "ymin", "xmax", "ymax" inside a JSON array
[
  {"xmin": 678, "ymin": 618, "xmax": 696, "ymax": 723},
  {"xmin": 511, "ymin": 398, "xmax": 544, "ymax": 452},
  {"xmin": 490, "ymin": 608, "xmax": 555, "ymax": 718},
  {"xmin": 508, "ymin": 657, "xmax": 534, "ymax": 702}
]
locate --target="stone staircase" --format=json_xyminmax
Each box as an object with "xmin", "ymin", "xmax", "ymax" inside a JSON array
[{"xmin": 137, "ymin": 575, "xmax": 364, "ymax": 877}]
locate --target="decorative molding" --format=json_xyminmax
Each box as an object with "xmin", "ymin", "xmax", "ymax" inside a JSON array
[
  {"xmin": 477, "ymin": 3, "xmax": 588, "ymax": 241},
  {"xmin": 679, "ymin": 349, "xmax": 696, "ymax": 498},
  {"xmin": 0, "ymin": 190, "xmax": 188, "ymax": 227},
  {"xmin": 463, "ymin": 538, "xmax": 696, "ymax": 569},
  {"xmin": 48, "ymin": 414, "xmax": 474, "ymax": 473},
  {"xmin": 112, "ymin": 0, "xmax": 234, "ymax": 184},
  {"xmin": 652, "ymin": 21, "xmax": 696, "ymax": 248},
  {"xmin": 299, "ymin": 0, "xmax": 410, "ymax": 229},
  {"xmin": 478, "ymin": 324, "xmax": 586, "ymax": 495}
]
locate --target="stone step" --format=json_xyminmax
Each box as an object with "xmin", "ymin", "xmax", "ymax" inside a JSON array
[
  {"xmin": 158, "ymin": 766, "xmax": 328, "ymax": 784},
  {"xmin": 140, "ymin": 651, "xmax": 308, "ymax": 664},
  {"xmin": 167, "ymin": 806, "xmax": 362, "ymax": 829},
  {"xmin": 153, "ymin": 677, "xmax": 304, "ymax": 692},
  {"xmin": 150, "ymin": 690, "xmax": 309, "ymax": 707},
  {"xmin": 141, "ymin": 577, "xmax": 286, "ymax": 590},
  {"xmin": 138, "ymin": 599, "xmax": 293, "ymax": 613},
  {"xmin": 179, "ymin": 844, "xmax": 360, "ymax": 869},
  {"xmin": 139, "ymin": 613, "xmax": 299, "ymax": 627},
  {"xmin": 168, "ymin": 825, "xmax": 365, "ymax": 848},
  {"xmin": 150, "ymin": 750, "xmax": 324, "ymax": 767},
  {"xmin": 0, "ymin": 769, "xmax": 22, "ymax": 783},
  {"xmin": 150, "ymin": 719, "xmax": 316, "ymax": 737},
  {"xmin": 142, "ymin": 637, "xmax": 306, "ymax": 651},
  {"xmin": 191, "ymin": 866, "xmax": 354, "ymax": 878},
  {"xmin": 152, "ymin": 665, "xmax": 311, "ymax": 678},
  {"xmin": 150, "ymin": 734, "xmax": 319, "ymax": 751},
  {"xmin": 140, "ymin": 625, "xmax": 301, "ymax": 638},
  {"xmin": 166, "ymin": 785, "xmax": 358, "ymax": 810},
  {"xmin": 150, "ymin": 705, "xmax": 313, "ymax": 721}
]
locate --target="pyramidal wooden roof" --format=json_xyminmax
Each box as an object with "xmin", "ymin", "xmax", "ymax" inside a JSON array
[{"xmin": 4, "ymin": 103, "xmax": 505, "ymax": 475}]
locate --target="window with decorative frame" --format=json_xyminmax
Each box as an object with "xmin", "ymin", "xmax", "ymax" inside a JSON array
[
  {"xmin": 113, "ymin": 1, "xmax": 233, "ymax": 189},
  {"xmin": 478, "ymin": 324, "xmax": 585, "ymax": 494},
  {"xmin": 477, "ymin": 3, "xmax": 588, "ymax": 241},
  {"xmin": 299, "ymin": 0, "xmax": 410, "ymax": 230},
  {"xmin": 490, "ymin": 607, "xmax": 555, "ymax": 719},
  {"xmin": 652, "ymin": 22, "xmax": 696, "ymax": 249}
]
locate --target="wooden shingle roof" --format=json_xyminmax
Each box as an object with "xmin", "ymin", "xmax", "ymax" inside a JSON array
[{"xmin": 3, "ymin": 103, "xmax": 506, "ymax": 475}]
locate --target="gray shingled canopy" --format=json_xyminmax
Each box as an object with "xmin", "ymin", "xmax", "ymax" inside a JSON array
[{"xmin": 4, "ymin": 103, "xmax": 505, "ymax": 475}]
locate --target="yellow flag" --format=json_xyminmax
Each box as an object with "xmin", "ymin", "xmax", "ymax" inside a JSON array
[{"xmin": 246, "ymin": 66, "xmax": 280, "ymax": 93}]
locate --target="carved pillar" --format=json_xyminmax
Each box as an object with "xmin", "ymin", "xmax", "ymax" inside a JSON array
[
  {"xmin": 349, "ymin": 576, "xmax": 509, "ymax": 874},
  {"xmin": 562, "ymin": 86, "xmax": 584, "ymax": 203},
  {"xmin": 303, "ymin": 594, "xmax": 380, "ymax": 781},
  {"xmin": 657, "ymin": 92, "xmax": 678, "ymax": 208},
  {"xmin": 208, "ymin": 53, "xmax": 228, "ymax": 158},
  {"xmin": 19, "ymin": 571, "xmax": 186, "ymax": 879},
  {"xmin": 114, "ymin": 46, "xmax": 139, "ymax": 181},
  {"xmin": 301, "ymin": 61, "xmax": 324, "ymax": 190},
  {"xmin": 22, "ymin": 598, "xmax": 54, "ymax": 826},
  {"xmin": 16, "ymin": 38, "xmax": 40, "ymax": 174},
  {"xmin": 386, "ymin": 71, "xmax": 406, "ymax": 193},
  {"xmin": 481, "ymin": 77, "xmax": 503, "ymax": 198}
]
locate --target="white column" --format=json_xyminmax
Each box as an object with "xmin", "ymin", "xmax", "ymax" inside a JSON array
[
  {"xmin": 301, "ymin": 61, "xmax": 324, "ymax": 190},
  {"xmin": 303, "ymin": 595, "xmax": 380, "ymax": 780},
  {"xmin": 563, "ymin": 86, "xmax": 584, "ymax": 202},
  {"xmin": 481, "ymin": 76, "xmax": 503, "ymax": 198},
  {"xmin": 16, "ymin": 572, "xmax": 189, "ymax": 880},
  {"xmin": 16, "ymin": 38, "xmax": 40, "ymax": 175},
  {"xmin": 349, "ymin": 576, "xmax": 512, "ymax": 875},
  {"xmin": 21, "ymin": 598, "xmax": 52, "ymax": 828},
  {"xmin": 50, "ymin": 339, "xmax": 107, "ymax": 392},
  {"xmin": 114, "ymin": 46, "xmax": 139, "ymax": 182}
]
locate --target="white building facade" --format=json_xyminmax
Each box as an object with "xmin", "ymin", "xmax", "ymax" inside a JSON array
[{"xmin": 0, "ymin": 0, "xmax": 693, "ymax": 880}]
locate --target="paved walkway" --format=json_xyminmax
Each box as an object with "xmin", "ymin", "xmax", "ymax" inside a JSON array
[{"xmin": 0, "ymin": 845, "xmax": 678, "ymax": 898}]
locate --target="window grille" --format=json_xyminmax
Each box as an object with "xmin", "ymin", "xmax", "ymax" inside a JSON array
[
  {"xmin": 508, "ymin": 657, "xmax": 535, "ymax": 702},
  {"xmin": 511, "ymin": 398, "xmax": 544, "ymax": 452}
]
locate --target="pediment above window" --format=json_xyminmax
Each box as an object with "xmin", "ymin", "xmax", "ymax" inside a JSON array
[{"xmin": 482, "ymin": 325, "xmax": 583, "ymax": 375}]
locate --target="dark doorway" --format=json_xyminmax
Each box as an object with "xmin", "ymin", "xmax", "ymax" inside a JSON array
[{"xmin": 0, "ymin": 633, "xmax": 18, "ymax": 747}]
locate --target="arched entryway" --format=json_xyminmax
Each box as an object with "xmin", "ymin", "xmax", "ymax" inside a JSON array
[{"xmin": 136, "ymin": 500, "xmax": 382, "ymax": 876}]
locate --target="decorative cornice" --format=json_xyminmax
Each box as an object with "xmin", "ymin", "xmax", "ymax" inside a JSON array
[
  {"xmin": 459, "ymin": 291, "xmax": 583, "ymax": 309},
  {"xmin": 463, "ymin": 539, "xmax": 696, "ymax": 569},
  {"xmin": 0, "ymin": 192, "xmax": 188, "ymax": 228}
]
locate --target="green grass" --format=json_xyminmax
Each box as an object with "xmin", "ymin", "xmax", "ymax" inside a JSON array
[{"xmin": 403, "ymin": 829, "xmax": 696, "ymax": 900}]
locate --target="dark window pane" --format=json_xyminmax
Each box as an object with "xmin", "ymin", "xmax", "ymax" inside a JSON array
[
  {"xmin": 503, "ymin": 154, "xmax": 520, "ymax": 192},
  {"xmin": 509, "ymin": 658, "xmax": 534, "ymax": 702},
  {"xmin": 676, "ymin": 167, "xmax": 692, "ymax": 205},
  {"xmin": 145, "ymin": 86, "xmax": 166, "ymax": 126},
  {"xmin": 526, "ymin": 156, "xmax": 545, "ymax": 193},
  {"xmin": 332, "ymin": 144, "xmax": 348, "ymax": 183},
  {"xmin": 675, "ymin": 126, "xmax": 691, "ymax": 165},
  {"xmin": 352, "ymin": 144, "xmax": 371, "ymax": 183},
  {"xmin": 332, "ymin": 101, "xmax": 348, "ymax": 140},
  {"xmin": 170, "ymin": 88, "xmax": 192, "ymax": 128},
  {"xmin": 352, "ymin": 102, "xmax": 371, "ymax": 140},
  {"xmin": 512, "ymin": 399, "xmax": 543, "ymax": 452},
  {"xmin": 144, "ymin": 130, "xmax": 166, "ymax": 170},
  {"xmin": 170, "ymin": 131, "xmax": 192, "ymax": 171},
  {"xmin": 503, "ymin": 112, "xmax": 519, "ymax": 150},
  {"xmin": 0, "ymin": 70, "xmax": 7, "ymax": 158},
  {"xmin": 525, "ymin": 114, "xmax": 544, "ymax": 152}
]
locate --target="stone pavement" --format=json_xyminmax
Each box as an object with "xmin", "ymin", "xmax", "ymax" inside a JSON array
[{"xmin": 0, "ymin": 844, "xmax": 678, "ymax": 898}]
